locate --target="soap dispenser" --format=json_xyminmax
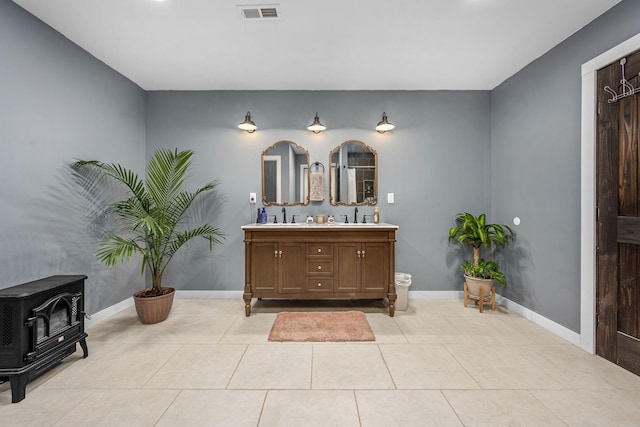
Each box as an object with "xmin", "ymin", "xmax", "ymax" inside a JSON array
[
  {"xmin": 373, "ymin": 207, "xmax": 380, "ymax": 224},
  {"xmin": 260, "ymin": 207, "xmax": 267, "ymax": 224}
]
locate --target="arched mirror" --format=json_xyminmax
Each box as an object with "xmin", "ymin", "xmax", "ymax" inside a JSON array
[
  {"xmin": 329, "ymin": 140, "xmax": 377, "ymax": 205},
  {"xmin": 262, "ymin": 140, "xmax": 310, "ymax": 206}
]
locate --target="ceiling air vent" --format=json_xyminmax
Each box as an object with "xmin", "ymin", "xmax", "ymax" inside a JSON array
[{"xmin": 237, "ymin": 4, "xmax": 281, "ymax": 21}]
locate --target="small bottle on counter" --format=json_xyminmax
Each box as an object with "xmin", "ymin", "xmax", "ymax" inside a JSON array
[
  {"xmin": 260, "ymin": 207, "xmax": 268, "ymax": 224},
  {"xmin": 373, "ymin": 207, "xmax": 380, "ymax": 224}
]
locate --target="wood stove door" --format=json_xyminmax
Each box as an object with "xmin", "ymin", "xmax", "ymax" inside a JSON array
[{"xmin": 26, "ymin": 292, "xmax": 82, "ymax": 362}]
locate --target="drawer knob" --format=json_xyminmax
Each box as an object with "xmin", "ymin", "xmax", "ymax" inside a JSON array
[
  {"xmin": 317, "ymin": 265, "xmax": 322, "ymax": 270},
  {"xmin": 317, "ymin": 248, "xmax": 322, "ymax": 253},
  {"xmin": 317, "ymin": 282, "xmax": 322, "ymax": 287}
]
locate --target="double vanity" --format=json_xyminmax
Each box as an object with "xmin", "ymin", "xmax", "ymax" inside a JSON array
[
  {"xmin": 242, "ymin": 223, "xmax": 398, "ymax": 317},
  {"xmin": 246, "ymin": 139, "xmax": 397, "ymax": 315}
]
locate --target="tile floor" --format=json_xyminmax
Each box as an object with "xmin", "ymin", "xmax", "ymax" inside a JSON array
[{"xmin": 2, "ymin": 298, "xmax": 640, "ymax": 426}]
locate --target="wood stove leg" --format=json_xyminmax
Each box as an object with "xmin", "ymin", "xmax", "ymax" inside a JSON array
[
  {"xmin": 10, "ymin": 374, "xmax": 27, "ymax": 403},
  {"xmin": 79, "ymin": 337, "xmax": 89, "ymax": 358}
]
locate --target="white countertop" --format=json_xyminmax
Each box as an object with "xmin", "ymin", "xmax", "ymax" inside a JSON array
[{"xmin": 242, "ymin": 222, "xmax": 398, "ymax": 230}]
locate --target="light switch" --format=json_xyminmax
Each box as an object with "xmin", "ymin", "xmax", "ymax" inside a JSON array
[
  {"xmin": 387, "ymin": 193, "xmax": 395, "ymax": 204},
  {"xmin": 249, "ymin": 192, "xmax": 256, "ymax": 203}
]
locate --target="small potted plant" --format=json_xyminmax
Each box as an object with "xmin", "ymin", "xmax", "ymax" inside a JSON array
[
  {"xmin": 74, "ymin": 148, "xmax": 225, "ymax": 324},
  {"xmin": 449, "ymin": 212, "xmax": 513, "ymax": 297}
]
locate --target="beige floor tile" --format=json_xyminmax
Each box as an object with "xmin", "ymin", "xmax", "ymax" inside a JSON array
[
  {"xmin": 145, "ymin": 344, "xmax": 246, "ymax": 389},
  {"xmin": 521, "ymin": 344, "xmax": 621, "ymax": 389},
  {"xmin": 312, "ymin": 344, "xmax": 394, "ymax": 389},
  {"xmin": 157, "ymin": 389, "xmax": 266, "ymax": 427},
  {"xmin": 446, "ymin": 343, "xmax": 566, "ymax": 389},
  {"xmin": 218, "ymin": 313, "xmax": 277, "ymax": 344},
  {"xmin": 40, "ymin": 342, "xmax": 181, "ymax": 389},
  {"xmin": 0, "ymin": 387, "xmax": 90, "ymax": 425},
  {"xmin": 357, "ymin": 390, "xmax": 463, "ymax": 427},
  {"xmin": 7, "ymin": 299, "xmax": 640, "ymax": 426},
  {"xmin": 380, "ymin": 344, "xmax": 479, "ymax": 389},
  {"xmin": 52, "ymin": 389, "xmax": 178, "ymax": 426},
  {"xmin": 228, "ymin": 344, "xmax": 312, "ymax": 389},
  {"xmin": 259, "ymin": 390, "xmax": 360, "ymax": 427},
  {"xmin": 365, "ymin": 313, "xmax": 408, "ymax": 343},
  {"xmin": 444, "ymin": 390, "xmax": 566, "ymax": 426},
  {"xmin": 533, "ymin": 389, "xmax": 640, "ymax": 426}
]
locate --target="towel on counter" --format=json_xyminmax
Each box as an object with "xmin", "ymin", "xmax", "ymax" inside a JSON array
[{"xmin": 310, "ymin": 171, "xmax": 325, "ymax": 201}]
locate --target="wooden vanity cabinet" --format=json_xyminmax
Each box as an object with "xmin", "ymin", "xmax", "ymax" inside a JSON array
[{"xmin": 243, "ymin": 226, "xmax": 397, "ymax": 316}]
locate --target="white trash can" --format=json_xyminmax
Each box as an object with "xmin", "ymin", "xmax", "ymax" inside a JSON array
[{"xmin": 394, "ymin": 272, "xmax": 412, "ymax": 311}]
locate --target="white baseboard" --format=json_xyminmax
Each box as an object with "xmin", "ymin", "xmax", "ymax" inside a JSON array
[
  {"xmin": 175, "ymin": 290, "xmax": 244, "ymax": 299},
  {"xmin": 496, "ymin": 295, "xmax": 581, "ymax": 347},
  {"xmin": 408, "ymin": 290, "xmax": 463, "ymax": 299},
  {"xmin": 85, "ymin": 297, "xmax": 133, "ymax": 328},
  {"xmin": 409, "ymin": 290, "xmax": 581, "ymax": 347}
]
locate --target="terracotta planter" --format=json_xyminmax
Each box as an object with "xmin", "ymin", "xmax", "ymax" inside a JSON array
[
  {"xmin": 133, "ymin": 287, "xmax": 175, "ymax": 324},
  {"xmin": 464, "ymin": 275, "xmax": 494, "ymax": 299}
]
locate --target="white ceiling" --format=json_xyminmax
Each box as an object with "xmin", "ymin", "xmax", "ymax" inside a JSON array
[{"xmin": 13, "ymin": 0, "xmax": 621, "ymax": 91}]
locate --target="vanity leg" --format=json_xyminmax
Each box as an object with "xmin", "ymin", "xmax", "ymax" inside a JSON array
[{"xmin": 243, "ymin": 286, "xmax": 252, "ymax": 317}]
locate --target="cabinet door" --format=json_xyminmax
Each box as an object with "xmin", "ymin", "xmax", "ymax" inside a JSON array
[
  {"xmin": 251, "ymin": 242, "xmax": 278, "ymax": 292},
  {"xmin": 361, "ymin": 243, "xmax": 390, "ymax": 292},
  {"xmin": 279, "ymin": 242, "xmax": 306, "ymax": 293},
  {"xmin": 334, "ymin": 243, "xmax": 360, "ymax": 292}
]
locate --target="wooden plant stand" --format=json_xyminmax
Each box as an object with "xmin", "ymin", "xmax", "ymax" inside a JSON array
[{"xmin": 463, "ymin": 281, "xmax": 495, "ymax": 313}]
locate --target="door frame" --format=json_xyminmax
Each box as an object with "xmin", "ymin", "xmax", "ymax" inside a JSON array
[{"xmin": 580, "ymin": 32, "xmax": 640, "ymax": 354}]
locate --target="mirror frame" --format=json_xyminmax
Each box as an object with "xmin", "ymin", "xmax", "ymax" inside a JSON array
[
  {"xmin": 261, "ymin": 140, "xmax": 310, "ymax": 206},
  {"xmin": 329, "ymin": 140, "xmax": 378, "ymax": 206}
]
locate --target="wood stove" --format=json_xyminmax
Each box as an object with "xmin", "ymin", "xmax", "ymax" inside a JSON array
[{"xmin": 0, "ymin": 275, "xmax": 88, "ymax": 403}]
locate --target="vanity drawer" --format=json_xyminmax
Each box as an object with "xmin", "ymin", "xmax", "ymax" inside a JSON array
[
  {"xmin": 307, "ymin": 278, "xmax": 333, "ymax": 291},
  {"xmin": 307, "ymin": 243, "xmax": 333, "ymax": 257},
  {"xmin": 307, "ymin": 260, "xmax": 333, "ymax": 274}
]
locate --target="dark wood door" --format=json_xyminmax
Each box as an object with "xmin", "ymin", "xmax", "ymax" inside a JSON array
[{"xmin": 596, "ymin": 49, "xmax": 640, "ymax": 375}]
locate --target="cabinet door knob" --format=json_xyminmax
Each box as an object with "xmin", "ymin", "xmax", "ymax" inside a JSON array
[
  {"xmin": 317, "ymin": 248, "xmax": 322, "ymax": 253},
  {"xmin": 274, "ymin": 250, "xmax": 278, "ymax": 258},
  {"xmin": 362, "ymin": 250, "xmax": 365, "ymax": 258},
  {"xmin": 357, "ymin": 250, "xmax": 361, "ymax": 258},
  {"xmin": 279, "ymin": 250, "xmax": 283, "ymax": 257},
  {"xmin": 317, "ymin": 265, "xmax": 322, "ymax": 270},
  {"xmin": 317, "ymin": 282, "xmax": 322, "ymax": 287}
]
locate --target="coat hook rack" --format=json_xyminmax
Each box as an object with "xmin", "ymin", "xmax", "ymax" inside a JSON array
[{"xmin": 604, "ymin": 58, "xmax": 640, "ymax": 103}]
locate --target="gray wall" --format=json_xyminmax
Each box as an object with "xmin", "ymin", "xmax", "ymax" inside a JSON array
[
  {"xmin": 146, "ymin": 90, "xmax": 491, "ymax": 294},
  {"xmin": 0, "ymin": 0, "xmax": 147, "ymax": 314},
  {"xmin": 491, "ymin": 0, "xmax": 640, "ymax": 332},
  {"xmin": 4, "ymin": 0, "xmax": 638, "ymax": 331}
]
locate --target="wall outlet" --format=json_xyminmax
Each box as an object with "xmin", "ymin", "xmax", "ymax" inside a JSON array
[
  {"xmin": 387, "ymin": 193, "xmax": 395, "ymax": 204},
  {"xmin": 249, "ymin": 192, "xmax": 256, "ymax": 203}
]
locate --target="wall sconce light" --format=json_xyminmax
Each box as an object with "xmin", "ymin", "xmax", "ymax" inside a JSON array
[
  {"xmin": 238, "ymin": 111, "xmax": 257, "ymax": 133},
  {"xmin": 307, "ymin": 112, "xmax": 326, "ymax": 133},
  {"xmin": 375, "ymin": 112, "xmax": 395, "ymax": 133}
]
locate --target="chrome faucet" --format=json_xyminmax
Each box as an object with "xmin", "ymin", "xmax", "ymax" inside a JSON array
[
  {"xmin": 354, "ymin": 207, "xmax": 359, "ymax": 224},
  {"xmin": 282, "ymin": 207, "xmax": 287, "ymax": 223}
]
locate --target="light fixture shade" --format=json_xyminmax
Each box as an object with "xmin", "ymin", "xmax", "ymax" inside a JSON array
[
  {"xmin": 238, "ymin": 111, "xmax": 257, "ymax": 133},
  {"xmin": 307, "ymin": 113, "xmax": 326, "ymax": 133},
  {"xmin": 375, "ymin": 112, "xmax": 395, "ymax": 133}
]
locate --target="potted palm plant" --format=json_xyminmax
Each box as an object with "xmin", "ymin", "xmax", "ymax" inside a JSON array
[
  {"xmin": 74, "ymin": 148, "xmax": 224, "ymax": 324},
  {"xmin": 448, "ymin": 212, "xmax": 513, "ymax": 297}
]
